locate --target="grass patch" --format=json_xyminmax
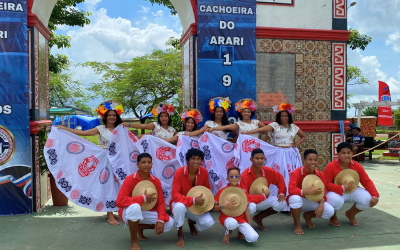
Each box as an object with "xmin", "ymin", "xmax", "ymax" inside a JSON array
[{"xmin": 375, "ymin": 156, "xmax": 399, "ymax": 160}]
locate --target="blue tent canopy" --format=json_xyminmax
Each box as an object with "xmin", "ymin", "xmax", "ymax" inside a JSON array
[{"xmin": 52, "ymin": 115, "xmax": 101, "ymax": 131}]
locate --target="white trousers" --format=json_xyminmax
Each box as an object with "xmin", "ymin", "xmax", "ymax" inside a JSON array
[
  {"xmin": 248, "ymin": 196, "xmax": 287, "ymax": 216},
  {"xmin": 171, "ymin": 202, "xmax": 215, "ymax": 232},
  {"xmin": 224, "ymin": 218, "xmax": 259, "ymax": 243},
  {"xmin": 326, "ymin": 187, "xmax": 372, "ymax": 211},
  {"xmin": 122, "ymin": 204, "xmax": 174, "ymax": 232},
  {"xmin": 288, "ymin": 195, "xmax": 334, "ymax": 219}
]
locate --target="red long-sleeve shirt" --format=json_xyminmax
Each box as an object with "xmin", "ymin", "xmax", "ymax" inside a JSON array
[
  {"xmin": 170, "ymin": 165, "xmax": 211, "ymax": 208},
  {"xmin": 323, "ymin": 159, "xmax": 379, "ymax": 198},
  {"xmin": 116, "ymin": 172, "xmax": 169, "ymax": 224},
  {"xmin": 240, "ymin": 166, "xmax": 287, "ymax": 196},
  {"xmin": 288, "ymin": 166, "xmax": 327, "ymax": 201},
  {"xmin": 215, "ymin": 184, "xmax": 265, "ymax": 226}
]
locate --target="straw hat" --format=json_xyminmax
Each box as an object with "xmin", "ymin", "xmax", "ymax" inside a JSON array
[
  {"xmin": 132, "ymin": 180, "xmax": 158, "ymax": 211},
  {"xmin": 334, "ymin": 169, "xmax": 360, "ymax": 194},
  {"xmin": 219, "ymin": 187, "xmax": 248, "ymax": 217},
  {"xmin": 187, "ymin": 186, "xmax": 215, "ymax": 215},
  {"xmin": 249, "ymin": 177, "xmax": 269, "ymax": 195},
  {"xmin": 302, "ymin": 175, "xmax": 325, "ymax": 202}
]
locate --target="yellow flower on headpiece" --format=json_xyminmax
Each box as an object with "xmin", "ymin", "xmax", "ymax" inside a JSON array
[
  {"xmin": 116, "ymin": 105, "xmax": 124, "ymax": 113},
  {"xmin": 221, "ymin": 101, "xmax": 229, "ymax": 110}
]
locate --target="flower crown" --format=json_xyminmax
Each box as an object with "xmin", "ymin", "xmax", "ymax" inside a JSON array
[
  {"xmin": 273, "ymin": 103, "xmax": 296, "ymax": 114},
  {"xmin": 95, "ymin": 100, "xmax": 124, "ymax": 118},
  {"xmin": 181, "ymin": 109, "xmax": 203, "ymax": 124},
  {"xmin": 209, "ymin": 97, "xmax": 231, "ymax": 114},
  {"xmin": 152, "ymin": 103, "xmax": 175, "ymax": 116},
  {"xmin": 235, "ymin": 99, "xmax": 257, "ymax": 113}
]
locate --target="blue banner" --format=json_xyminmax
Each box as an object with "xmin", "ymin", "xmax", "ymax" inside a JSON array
[
  {"xmin": 0, "ymin": 0, "xmax": 31, "ymax": 215},
  {"xmin": 197, "ymin": 0, "xmax": 257, "ymax": 125}
]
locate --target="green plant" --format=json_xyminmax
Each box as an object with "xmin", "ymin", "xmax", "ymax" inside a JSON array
[
  {"xmin": 394, "ymin": 107, "xmax": 400, "ymax": 130},
  {"xmin": 171, "ymin": 105, "xmax": 184, "ymax": 132},
  {"xmin": 38, "ymin": 126, "xmax": 49, "ymax": 174}
]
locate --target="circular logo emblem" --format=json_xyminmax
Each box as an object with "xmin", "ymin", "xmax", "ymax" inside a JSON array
[
  {"xmin": 162, "ymin": 165, "xmax": 176, "ymax": 179},
  {"xmin": 99, "ymin": 167, "xmax": 110, "ymax": 184},
  {"xmin": 129, "ymin": 150, "xmax": 140, "ymax": 163},
  {"xmin": 66, "ymin": 141, "xmax": 85, "ymax": 154},
  {"xmin": 242, "ymin": 139, "xmax": 260, "ymax": 153},
  {"xmin": 71, "ymin": 189, "xmax": 80, "ymax": 200},
  {"xmin": 0, "ymin": 125, "xmax": 15, "ymax": 165},
  {"xmin": 200, "ymin": 134, "xmax": 208, "ymax": 143},
  {"xmin": 225, "ymin": 157, "xmax": 236, "ymax": 170},
  {"xmin": 96, "ymin": 202, "xmax": 104, "ymax": 212},
  {"xmin": 177, "ymin": 139, "xmax": 182, "ymax": 147},
  {"xmin": 221, "ymin": 142, "xmax": 234, "ymax": 153},
  {"xmin": 206, "ymin": 160, "xmax": 213, "ymax": 169},
  {"xmin": 190, "ymin": 140, "xmax": 199, "ymax": 149},
  {"xmin": 45, "ymin": 139, "xmax": 54, "ymax": 148},
  {"xmin": 112, "ymin": 130, "xmax": 118, "ymax": 135},
  {"xmin": 56, "ymin": 170, "xmax": 63, "ymax": 180},
  {"xmin": 156, "ymin": 147, "xmax": 176, "ymax": 161}
]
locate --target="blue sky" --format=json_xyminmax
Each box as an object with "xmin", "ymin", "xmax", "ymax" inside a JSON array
[{"xmin": 53, "ymin": 0, "xmax": 400, "ymax": 117}]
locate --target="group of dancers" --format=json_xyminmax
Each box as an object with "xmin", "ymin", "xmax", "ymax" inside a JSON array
[{"xmin": 49, "ymin": 98, "xmax": 379, "ymax": 250}]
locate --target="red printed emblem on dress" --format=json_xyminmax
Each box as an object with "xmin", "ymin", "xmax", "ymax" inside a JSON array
[
  {"xmin": 206, "ymin": 161, "xmax": 212, "ymax": 169},
  {"xmin": 177, "ymin": 139, "xmax": 182, "ymax": 147},
  {"xmin": 45, "ymin": 139, "xmax": 54, "ymax": 148},
  {"xmin": 225, "ymin": 157, "xmax": 236, "ymax": 170},
  {"xmin": 127, "ymin": 130, "xmax": 138, "ymax": 143},
  {"xmin": 71, "ymin": 189, "xmax": 80, "ymax": 200},
  {"xmin": 96, "ymin": 202, "xmax": 104, "ymax": 211},
  {"xmin": 112, "ymin": 130, "xmax": 118, "ymax": 135},
  {"xmin": 216, "ymin": 180, "xmax": 223, "ymax": 190},
  {"xmin": 287, "ymin": 164, "xmax": 292, "ymax": 176},
  {"xmin": 156, "ymin": 147, "xmax": 176, "ymax": 161},
  {"xmin": 201, "ymin": 134, "xmax": 208, "ymax": 143},
  {"xmin": 272, "ymin": 164, "xmax": 280, "ymax": 172},
  {"xmin": 78, "ymin": 155, "xmax": 99, "ymax": 177},
  {"xmin": 242, "ymin": 139, "xmax": 260, "ymax": 153},
  {"xmin": 56, "ymin": 170, "xmax": 63, "ymax": 179}
]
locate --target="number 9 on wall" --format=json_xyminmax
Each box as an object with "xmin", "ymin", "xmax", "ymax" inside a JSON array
[{"xmin": 222, "ymin": 74, "xmax": 232, "ymax": 87}]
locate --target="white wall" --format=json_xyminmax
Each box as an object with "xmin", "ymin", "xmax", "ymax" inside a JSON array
[
  {"xmin": 257, "ymin": 0, "xmax": 332, "ymax": 29},
  {"xmin": 31, "ymin": 0, "xmax": 58, "ymax": 27},
  {"xmin": 170, "ymin": 0, "xmax": 196, "ymax": 33}
]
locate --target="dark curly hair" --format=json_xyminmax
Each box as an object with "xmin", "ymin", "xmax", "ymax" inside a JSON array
[
  {"xmin": 185, "ymin": 148, "xmax": 204, "ymax": 162},
  {"xmin": 102, "ymin": 110, "xmax": 123, "ymax": 128},
  {"xmin": 210, "ymin": 106, "xmax": 231, "ymax": 133},
  {"xmin": 183, "ymin": 117, "xmax": 198, "ymax": 131},
  {"xmin": 157, "ymin": 112, "xmax": 172, "ymax": 126},
  {"xmin": 276, "ymin": 111, "xmax": 294, "ymax": 131},
  {"xmin": 304, "ymin": 149, "xmax": 318, "ymax": 159},
  {"xmin": 337, "ymin": 142, "xmax": 352, "ymax": 153}
]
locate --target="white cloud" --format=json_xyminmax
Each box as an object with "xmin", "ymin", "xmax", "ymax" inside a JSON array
[
  {"xmin": 386, "ymin": 32, "xmax": 400, "ymax": 53},
  {"xmin": 84, "ymin": 0, "xmax": 102, "ymax": 12},
  {"xmin": 139, "ymin": 5, "xmax": 150, "ymax": 14},
  {"xmin": 152, "ymin": 10, "xmax": 164, "ymax": 16}
]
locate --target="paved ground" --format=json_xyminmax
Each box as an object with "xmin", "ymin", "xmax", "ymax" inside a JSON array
[{"xmin": 1, "ymin": 161, "xmax": 400, "ymax": 250}]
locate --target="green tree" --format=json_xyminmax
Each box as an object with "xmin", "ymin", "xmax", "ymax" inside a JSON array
[
  {"xmin": 49, "ymin": 65, "xmax": 92, "ymax": 113},
  {"xmin": 83, "ymin": 40, "xmax": 182, "ymax": 118},
  {"xmin": 362, "ymin": 107, "xmax": 378, "ymax": 117},
  {"xmin": 48, "ymin": 0, "xmax": 91, "ymax": 73},
  {"xmin": 394, "ymin": 107, "xmax": 400, "ymax": 130},
  {"xmin": 145, "ymin": 0, "xmax": 176, "ymax": 15}
]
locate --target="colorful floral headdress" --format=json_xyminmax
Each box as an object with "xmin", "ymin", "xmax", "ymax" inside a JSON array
[
  {"xmin": 235, "ymin": 99, "xmax": 257, "ymax": 113},
  {"xmin": 181, "ymin": 109, "xmax": 203, "ymax": 124},
  {"xmin": 273, "ymin": 103, "xmax": 296, "ymax": 114},
  {"xmin": 209, "ymin": 97, "xmax": 231, "ymax": 114},
  {"xmin": 152, "ymin": 103, "xmax": 175, "ymax": 116},
  {"xmin": 95, "ymin": 100, "xmax": 124, "ymax": 118}
]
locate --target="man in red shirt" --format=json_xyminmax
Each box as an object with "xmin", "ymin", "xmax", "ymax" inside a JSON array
[
  {"xmin": 213, "ymin": 167, "xmax": 262, "ymax": 244},
  {"xmin": 171, "ymin": 148, "xmax": 215, "ymax": 248},
  {"xmin": 116, "ymin": 153, "xmax": 174, "ymax": 250},
  {"xmin": 325, "ymin": 142, "xmax": 379, "ymax": 226},
  {"xmin": 240, "ymin": 149, "xmax": 287, "ymax": 231},
  {"xmin": 288, "ymin": 149, "xmax": 334, "ymax": 235}
]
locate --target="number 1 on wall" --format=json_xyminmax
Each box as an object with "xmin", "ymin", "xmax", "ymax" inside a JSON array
[{"xmin": 223, "ymin": 53, "xmax": 232, "ymax": 66}]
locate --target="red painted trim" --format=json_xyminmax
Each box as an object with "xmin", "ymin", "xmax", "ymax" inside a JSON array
[
  {"xmin": 181, "ymin": 23, "xmax": 197, "ymax": 45},
  {"xmin": 182, "ymin": 26, "xmax": 349, "ymax": 43},
  {"xmin": 256, "ymin": 27, "xmax": 350, "ymax": 41},
  {"xmin": 30, "ymin": 120, "xmax": 53, "ymax": 134},
  {"xmin": 28, "ymin": 13, "xmax": 52, "ymax": 41},
  {"xmin": 257, "ymin": 0, "xmax": 295, "ymax": 7},
  {"xmin": 190, "ymin": 0, "xmax": 197, "ymax": 22},
  {"xmin": 261, "ymin": 121, "xmax": 350, "ymax": 133}
]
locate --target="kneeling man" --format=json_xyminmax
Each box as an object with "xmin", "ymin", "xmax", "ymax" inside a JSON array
[
  {"xmin": 240, "ymin": 148, "xmax": 287, "ymax": 231},
  {"xmin": 324, "ymin": 142, "xmax": 379, "ymax": 226},
  {"xmin": 171, "ymin": 148, "xmax": 215, "ymax": 247},
  {"xmin": 288, "ymin": 149, "xmax": 334, "ymax": 235},
  {"xmin": 116, "ymin": 153, "xmax": 175, "ymax": 250}
]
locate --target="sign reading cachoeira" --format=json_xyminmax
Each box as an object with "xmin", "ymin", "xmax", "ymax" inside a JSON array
[
  {"xmin": 197, "ymin": 0, "xmax": 257, "ymax": 125},
  {"xmin": 0, "ymin": 0, "xmax": 32, "ymax": 216}
]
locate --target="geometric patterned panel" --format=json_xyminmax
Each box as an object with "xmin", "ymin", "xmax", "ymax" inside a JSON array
[
  {"xmin": 332, "ymin": 43, "xmax": 346, "ymax": 110},
  {"xmin": 297, "ymin": 132, "xmax": 332, "ymax": 170}
]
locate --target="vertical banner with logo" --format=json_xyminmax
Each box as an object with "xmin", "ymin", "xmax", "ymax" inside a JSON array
[
  {"xmin": 197, "ymin": 0, "xmax": 257, "ymax": 125},
  {"xmin": 378, "ymin": 81, "xmax": 393, "ymax": 126},
  {"xmin": 0, "ymin": 0, "xmax": 32, "ymax": 215}
]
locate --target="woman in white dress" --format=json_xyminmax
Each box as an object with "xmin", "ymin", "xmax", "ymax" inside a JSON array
[
  {"xmin": 125, "ymin": 103, "xmax": 176, "ymax": 139},
  {"xmin": 207, "ymin": 99, "xmax": 265, "ymax": 141},
  {"xmin": 54, "ymin": 100, "xmax": 124, "ymax": 225},
  {"xmin": 189, "ymin": 97, "xmax": 235, "ymax": 140},
  {"xmin": 164, "ymin": 109, "xmax": 203, "ymax": 143},
  {"xmin": 241, "ymin": 103, "xmax": 307, "ymax": 148}
]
